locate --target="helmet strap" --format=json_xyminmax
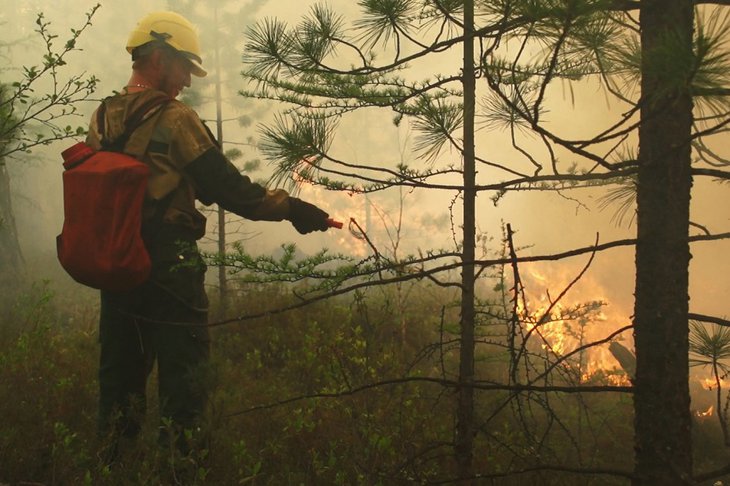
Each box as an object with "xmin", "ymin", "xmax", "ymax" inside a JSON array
[{"xmin": 150, "ymin": 31, "xmax": 172, "ymax": 42}]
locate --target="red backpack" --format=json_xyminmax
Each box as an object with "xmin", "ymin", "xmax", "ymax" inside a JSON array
[{"xmin": 57, "ymin": 95, "xmax": 169, "ymax": 291}]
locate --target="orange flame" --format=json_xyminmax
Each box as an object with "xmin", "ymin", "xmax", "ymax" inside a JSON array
[
  {"xmin": 696, "ymin": 405, "xmax": 714, "ymax": 417},
  {"xmin": 515, "ymin": 263, "xmax": 632, "ymax": 385},
  {"xmin": 700, "ymin": 377, "xmax": 729, "ymax": 391}
]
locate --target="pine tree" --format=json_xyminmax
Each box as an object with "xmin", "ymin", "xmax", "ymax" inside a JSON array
[{"xmin": 238, "ymin": 0, "xmax": 730, "ymax": 482}]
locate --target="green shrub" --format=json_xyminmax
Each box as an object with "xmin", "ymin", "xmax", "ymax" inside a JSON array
[{"xmin": 0, "ymin": 279, "xmax": 645, "ymax": 485}]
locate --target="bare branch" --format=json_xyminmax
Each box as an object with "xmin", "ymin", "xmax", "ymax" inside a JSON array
[
  {"xmin": 689, "ymin": 313, "xmax": 730, "ymax": 327},
  {"xmin": 226, "ymin": 376, "xmax": 633, "ymax": 418}
]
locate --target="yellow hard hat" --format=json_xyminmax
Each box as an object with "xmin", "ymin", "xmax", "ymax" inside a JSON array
[{"xmin": 126, "ymin": 11, "xmax": 207, "ymax": 77}]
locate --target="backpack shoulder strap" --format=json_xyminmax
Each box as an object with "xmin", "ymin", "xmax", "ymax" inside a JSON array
[{"xmin": 99, "ymin": 93, "xmax": 170, "ymax": 153}]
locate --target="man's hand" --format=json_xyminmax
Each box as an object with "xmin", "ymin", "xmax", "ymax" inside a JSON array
[{"xmin": 288, "ymin": 198, "xmax": 330, "ymax": 234}]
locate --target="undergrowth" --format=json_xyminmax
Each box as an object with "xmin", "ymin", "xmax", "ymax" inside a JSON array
[{"xmin": 0, "ymin": 276, "xmax": 650, "ymax": 485}]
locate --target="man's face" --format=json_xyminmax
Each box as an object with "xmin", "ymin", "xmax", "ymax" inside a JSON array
[{"xmin": 159, "ymin": 51, "xmax": 193, "ymax": 99}]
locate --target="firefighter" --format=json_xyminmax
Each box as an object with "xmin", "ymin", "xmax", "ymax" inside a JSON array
[{"xmin": 89, "ymin": 11, "xmax": 331, "ymax": 468}]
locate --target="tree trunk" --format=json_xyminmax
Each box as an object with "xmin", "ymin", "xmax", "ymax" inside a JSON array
[
  {"xmin": 0, "ymin": 163, "xmax": 25, "ymax": 291},
  {"xmin": 633, "ymin": 1, "xmax": 694, "ymax": 484},
  {"xmin": 456, "ymin": 0, "xmax": 476, "ymax": 481},
  {"xmin": 214, "ymin": 4, "xmax": 229, "ymax": 314}
]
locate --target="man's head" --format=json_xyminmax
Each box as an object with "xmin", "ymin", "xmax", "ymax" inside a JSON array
[{"xmin": 126, "ymin": 11, "xmax": 206, "ymax": 98}]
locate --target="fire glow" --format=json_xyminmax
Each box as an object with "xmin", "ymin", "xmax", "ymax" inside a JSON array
[
  {"xmin": 700, "ymin": 377, "xmax": 729, "ymax": 391},
  {"xmin": 696, "ymin": 405, "xmax": 714, "ymax": 418},
  {"xmin": 517, "ymin": 263, "xmax": 633, "ymax": 385}
]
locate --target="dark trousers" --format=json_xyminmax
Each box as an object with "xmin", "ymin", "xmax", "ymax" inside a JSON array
[{"xmin": 98, "ymin": 282, "xmax": 210, "ymax": 457}]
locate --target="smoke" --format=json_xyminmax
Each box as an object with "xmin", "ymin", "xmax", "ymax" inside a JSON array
[{"xmin": 4, "ymin": 1, "xmax": 728, "ymax": 334}]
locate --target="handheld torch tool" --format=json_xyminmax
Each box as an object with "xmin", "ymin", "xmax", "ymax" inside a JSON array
[{"xmin": 326, "ymin": 218, "xmax": 343, "ymax": 229}]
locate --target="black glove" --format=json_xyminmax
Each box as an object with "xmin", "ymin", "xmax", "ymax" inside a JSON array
[{"xmin": 288, "ymin": 197, "xmax": 330, "ymax": 234}]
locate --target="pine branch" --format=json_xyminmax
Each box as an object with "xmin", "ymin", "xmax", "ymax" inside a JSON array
[
  {"xmin": 689, "ymin": 313, "xmax": 730, "ymax": 328},
  {"xmin": 179, "ymin": 231, "xmax": 730, "ymax": 329},
  {"xmin": 693, "ymin": 167, "xmax": 730, "ymax": 179},
  {"xmin": 693, "ymin": 87, "xmax": 730, "ymax": 96},
  {"xmin": 696, "ymin": 0, "xmax": 730, "ymax": 5}
]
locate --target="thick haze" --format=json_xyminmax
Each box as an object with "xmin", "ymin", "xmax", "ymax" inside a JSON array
[{"xmin": 3, "ymin": 1, "xmax": 729, "ymax": 351}]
